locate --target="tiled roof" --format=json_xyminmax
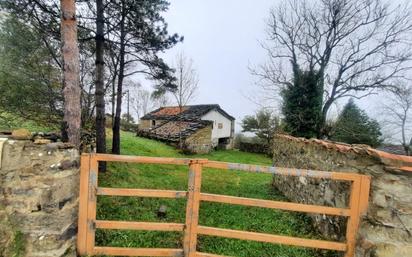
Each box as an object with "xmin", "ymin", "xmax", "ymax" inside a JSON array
[
  {"xmin": 141, "ymin": 104, "xmax": 235, "ymax": 121},
  {"xmin": 138, "ymin": 120, "xmax": 212, "ymax": 142},
  {"xmin": 276, "ymin": 134, "xmax": 412, "ymax": 173},
  {"xmin": 152, "ymin": 106, "xmax": 188, "ymax": 116}
]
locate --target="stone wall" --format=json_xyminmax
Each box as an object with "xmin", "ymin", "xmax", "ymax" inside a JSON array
[
  {"xmin": 272, "ymin": 134, "xmax": 412, "ymax": 257},
  {"xmin": 184, "ymin": 126, "xmax": 213, "ymax": 154},
  {"xmin": 138, "ymin": 119, "xmax": 167, "ymax": 130},
  {"xmin": 0, "ymin": 137, "xmax": 79, "ymax": 257}
]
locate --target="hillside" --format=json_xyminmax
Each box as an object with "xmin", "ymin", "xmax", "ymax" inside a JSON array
[{"xmin": 96, "ymin": 132, "xmax": 323, "ymax": 257}]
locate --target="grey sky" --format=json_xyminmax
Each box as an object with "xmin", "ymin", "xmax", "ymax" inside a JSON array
[{"xmin": 158, "ymin": 0, "xmax": 276, "ymax": 123}]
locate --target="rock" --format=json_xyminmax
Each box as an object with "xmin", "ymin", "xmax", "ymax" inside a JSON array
[
  {"xmin": 34, "ymin": 139, "xmax": 52, "ymax": 145},
  {"xmin": 11, "ymin": 129, "xmax": 31, "ymax": 140},
  {"xmin": 58, "ymin": 160, "xmax": 78, "ymax": 170},
  {"xmin": 372, "ymin": 191, "xmax": 388, "ymax": 208},
  {"xmin": 45, "ymin": 142, "xmax": 74, "ymax": 152},
  {"xmin": 157, "ymin": 204, "xmax": 167, "ymax": 219}
]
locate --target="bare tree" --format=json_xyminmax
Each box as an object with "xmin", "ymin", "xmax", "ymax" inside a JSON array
[
  {"xmin": 252, "ymin": 0, "xmax": 412, "ymax": 136},
  {"xmin": 171, "ymin": 52, "xmax": 199, "ymax": 109},
  {"xmin": 152, "ymin": 93, "xmax": 171, "ymax": 109},
  {"xmin": 60, "ymin": 0, "xmax": 81, "ymax": 148},
  {"xmin": 132, "ymin": 88, "xmax": 151, "ymax": 121},
  {"xmin": 381, "ymin": 84, "xmax": 412, "ymax": 155}
]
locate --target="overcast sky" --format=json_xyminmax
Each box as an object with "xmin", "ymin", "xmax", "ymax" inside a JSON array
[
  {"xmin": 134, "ymin": 0, "xmax": 408, "ymax": 142},
  {"xmin": 156, "ymin": 0, "xmax": 276, "ymax": 122}
]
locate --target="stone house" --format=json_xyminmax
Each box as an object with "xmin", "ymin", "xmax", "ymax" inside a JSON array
[{"xmin": 138, "ymin": 104, "xmax": 235, "ymax": 153}]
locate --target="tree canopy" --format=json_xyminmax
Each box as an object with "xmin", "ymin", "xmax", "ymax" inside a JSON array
[
  {"xmin": 241, "ymin": 109, "xmax": 280, "ymax": 144},
  {"xmin": 281, "ymin": 68, "xmax": 323, "ymax": 138},
  {"xmin": 0, "ymin": 15, "xmax": 62, "ymax": 126},
  {"xmin": 331, "ymin": 99, "xmax": 382, "ymax": 147},
  {"xmin": 253, "ymin": 0, "xmax": 412, "ymax": 137},
  {"xmin": 0, "ymin": 0, "xmax": 182, "ymax": 153}
]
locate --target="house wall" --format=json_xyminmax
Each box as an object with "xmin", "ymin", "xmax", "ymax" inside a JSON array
[
  {"xmin": 201, "ymin": 110, "xmax": 233, "ymax": 145},
  {"xmin": 139, "ymin": 119, "xmax": 167, "ymax": 130},
  {"xmin": 139, "ymin": 119, "xmax": 151, "ymax": 130},
  {"xmin": 183, "ymin": 126, "xmax": 213, "ymax": 154},
  {"xmin": 271, "ymin": 134, "xmax": 412, "ymax": 257}
]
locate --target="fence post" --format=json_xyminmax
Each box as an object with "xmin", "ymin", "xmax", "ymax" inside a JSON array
[
  {"xmin": 344, "ymin": 177, "xmax": 362, "ymax": 257},
  {"xmin": 86, "ymin": 154, "xmax": 99, "ymax": 254},
  {"xmin": 77, "ymin": 154, "xmax": 90, "ymax": 255},
  {"xmin": 183, "ymin": 160, "xmax": 204, "ymax": 257}
]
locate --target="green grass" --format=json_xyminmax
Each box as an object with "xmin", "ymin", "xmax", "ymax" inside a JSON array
[
  {"xmin": 11, "ymin": 230, "xmax": 25, "ymax": 257},
  {"xmin": 97, "ymin": 132, "xmax": 324, "ymax": 257}
]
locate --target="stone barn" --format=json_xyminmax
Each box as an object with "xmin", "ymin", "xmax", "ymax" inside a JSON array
[{"xmin": 138, "ymin": 104, "xmax": 235, "ymax": 153}]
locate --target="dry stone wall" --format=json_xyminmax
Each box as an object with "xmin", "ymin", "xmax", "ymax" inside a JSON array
[
  {"xmin": 272, "ymin": 134, "xmax": 412, "ymax": 257},
  {"xmin": 0, "ymin": 137, "xmax": 79, "ymax": 257}
]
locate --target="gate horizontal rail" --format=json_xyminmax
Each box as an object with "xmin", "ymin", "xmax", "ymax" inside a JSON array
[{"xmin": 77, "ymin": 153, "xmax": 370, "ymax": 257}]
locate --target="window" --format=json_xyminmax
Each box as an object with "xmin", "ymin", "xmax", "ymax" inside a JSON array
[
  {"xmin": 152, "ymin": 120, "xmax": 156, "ymax": 127},
  {"xmin": 218, "ymin": 123, "xmax": 223, "ymax": 129}
]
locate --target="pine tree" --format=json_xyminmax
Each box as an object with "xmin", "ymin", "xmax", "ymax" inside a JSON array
[
  {"xmin": 0, "ymin": 15, "xmax": 62, "ymax": 126},
  {"xmin": 331, "ymin": 99, "xmax": 382, "ymax": 147},
  {"xmin": 281, "ymin": 68, "xmax": 323, "ymax": 138},
  {"xmin": 107, "ymin": 0, "xmax": 182, "ymax": 154}
]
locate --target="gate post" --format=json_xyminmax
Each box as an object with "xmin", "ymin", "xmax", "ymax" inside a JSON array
[
  {"xmin": 345, "ymin": 177, "xmax": 362, "ymax": 257},
  {"xmin": 183, "ymin": 160, "xmax": 205, "ymax": 257},
  {"xmin": 86, "ymin": 154, "xmax": 99, "ymax": 254},
  {"xmin": 77, "ymin": 154, "xmax": 91, "ymax": 255}
]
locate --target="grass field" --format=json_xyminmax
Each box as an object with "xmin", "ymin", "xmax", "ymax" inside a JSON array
[{"xmin": 96, "ymin": 132, "xmax": 324, "ymax": 257}]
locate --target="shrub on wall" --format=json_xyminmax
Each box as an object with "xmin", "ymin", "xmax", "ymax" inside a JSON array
[{"xmin": 239, "ymin": 142, "xmax": 270, "ymax": 155}]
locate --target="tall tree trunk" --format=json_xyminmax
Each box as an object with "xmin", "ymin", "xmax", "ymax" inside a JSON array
[
  {"xmin": 319, "ymin": 99, "xmax": 333, "ymax": 138},
  {"xmin": 95, "ymin": 0, "xmax": 106, "ymax": 170},
  {"xmin": 112, "ymin": 81, "xmax": 116, "ymax": 124},
  {"xmin": 60, "ymin": 0, "xmax": 81, "ymax": 148},
  {"xmin": 111, "ymin": 1, "xmax": 126, "ymax": 154}
]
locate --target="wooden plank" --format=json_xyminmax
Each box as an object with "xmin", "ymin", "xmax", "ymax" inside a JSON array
[
  {"xmin": 76, "ymin": 154, "xmax": 90, "ymax": 255},
  {"xmin": 344, "ymin": 178, "xmax": 362, "ymax": 257},
  {"xmin": 97, "ymin": 187, "xmax": 188, "ymax": 198},
  {"xmin": 93, "ymin": 246, "xmax": 184, "ymax": 256},
  {"xmin": 183, "ymin": 162, "xmax": 203, "ymax": 257},
  {"xmin": 85, "ymin": 154, "xmax": 99, "ymax": 254},
  {"xmin": 358, "ymin": 175, "xmax": 371, "ymax": 216},
  {"xmin": 204, "ymin": 161, "xmax": 360, "ymax": 181},
  {"xmin": 95, "ymin": 220, "xmax": 185, "ymax": 231},
  {"xmin": 94, "ymin": 153, "xmax": 197, "ymax": 165},
  {"xmin": 196, "ymin": 252, "xmax": 232, "ymax": 257},
  {"xmin": 200, "ymin": 193, "xmax": 350, "ymax": 216},
  {"xmin": 197, "ymin": 226, "xmax": 347, "ymax": 251}
]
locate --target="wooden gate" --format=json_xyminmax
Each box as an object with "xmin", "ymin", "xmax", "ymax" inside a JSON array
[{"xmin": 77, "ymin": 153, "xmax": 370, "ymax": 257}]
